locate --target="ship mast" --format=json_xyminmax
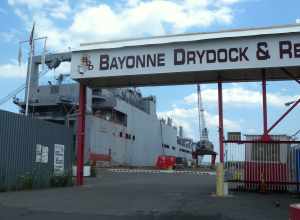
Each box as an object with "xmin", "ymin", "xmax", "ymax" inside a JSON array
[{"xmin": 25, "ymin": 23, "xmax": 35, "ymax": 116}]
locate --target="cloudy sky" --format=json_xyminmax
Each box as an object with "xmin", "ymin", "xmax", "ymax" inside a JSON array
[{"xmin": 0, "ymin": 0, "xmax": 300, "ymax": 158}]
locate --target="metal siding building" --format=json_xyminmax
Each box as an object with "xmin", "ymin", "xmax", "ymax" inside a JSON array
[{"xmin": 0, "ymin": 110, "xmax": 74, "ymax": 188}]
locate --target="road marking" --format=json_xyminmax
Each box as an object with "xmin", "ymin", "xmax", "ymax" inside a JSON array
[{"xmin": 108, "ymin": 169, "xmax": 215, "ymax": 176}]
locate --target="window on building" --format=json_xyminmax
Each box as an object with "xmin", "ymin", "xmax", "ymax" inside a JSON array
[
  {"xmin": 119, "ymin": 132, "xmax": 123, "ymax": 137},
  {"xmin": 179, "ymin": 148, "xmax": 191, "ymax": 154},
  {"xmin": 163, "ymin": 144, "xmax": 170, "ymax": 149}
]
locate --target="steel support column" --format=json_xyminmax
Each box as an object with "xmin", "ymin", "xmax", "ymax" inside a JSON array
[
  {"xmin": 261, "ymin": 69, "xmax": 270, "ymax": 141},
  {"xmin": 218, "ymin": 80, "xmax": 224, "ymax": 163},
  {"xmin": 76, "ymin": 83, "xmax": 86, "ymax": 186},
  {"xmin": 262, "ymin": 70, "xmax": 268, "ymax": 135}
]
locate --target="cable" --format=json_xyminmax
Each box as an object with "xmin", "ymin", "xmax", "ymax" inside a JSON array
[
  {"xmin": 292, "ymin": 129, "xmax": 300, "ymax": 139},
  {"xmin": 0, "ymin": 67, "xmax": 50, "ymax": 106}
]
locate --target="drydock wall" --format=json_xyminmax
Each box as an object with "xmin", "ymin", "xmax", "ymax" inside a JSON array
[{"xmin": 0, "ymin": 110, "xmax": 73, "ymax": 189}]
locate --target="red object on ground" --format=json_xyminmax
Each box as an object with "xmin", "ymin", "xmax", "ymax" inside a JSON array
[
  {"xmin": 244, "ymin": 162, "xmax": 288, "ymax": 190},
  {"xmin": 89, "ymin": 153, "xmax": 111, "ymax": 161},
  {"xmin": 156, "ymin": 155, "xmax": 176, "ymax": 169},
  {"xmin": 289, "ymin": 204, "xmax": 300, "ymax": 220}
]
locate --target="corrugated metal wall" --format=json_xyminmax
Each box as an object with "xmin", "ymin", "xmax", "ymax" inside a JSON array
[{"xmin": 0, "ymin": 110, "xmax": 74, "ymax": 189}]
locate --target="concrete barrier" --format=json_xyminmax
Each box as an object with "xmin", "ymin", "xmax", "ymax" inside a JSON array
[{"xmin": 289, "ymin": 204, "xmax": 300, "ymax": 220}]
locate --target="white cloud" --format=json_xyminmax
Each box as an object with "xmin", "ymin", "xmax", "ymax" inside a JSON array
[
  {"xmin": 158, "ymin": 106, "xmax": 240, "ymax": 140},
  {"xmin": 49, "ymin": 1, "xmax": 71, "ymax": 19},
  {"xmin": 8, "ymin": 0, "xmax": 69, "ymax": 12},
  {"xmin": 9, "ymin": 0, "xmax": 242, "ymax": 51},
  {"xmin": 8, "ymin": 0, "xmax": 71, "ymax": 23},
  {"xmin": 184, "ymin": 87, "xmax": 298, "ymax": 107},
  {"xmin": 296, "ymin": 18, "xmax": 300, "ymax": 24},
  {"xmin": 69, "ymin": 0, "xmax": 237, "ymax": 45},
  {"xmin": 4, "ymin": 0, "xmax": 242, "ymax": 76},
  {"xmin": 8, "ymin": 0, "xmax": 50, "ymax": 6},
  {"xmin": 0, "ymin": 61, "xmax": 27, "ymax": 78}
]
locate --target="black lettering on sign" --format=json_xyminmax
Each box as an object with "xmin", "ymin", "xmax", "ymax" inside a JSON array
[
  {"xmin": 147, "ymin": 54, "xmax": 156, "ymax": 67},
  {"xmin": 206, "ymin": 50, "xmax": 216, "ymax": 63},
  {"xmin": 256, "ymin": 42, "xmax": 270, "ymax": 60},
  {"xmin": 157, "ymin": 53, "xmax": 165, "ymax": 67},
  {"xmin": 126, "ymin": 56, "xmax": 135, "ymax": 69},
  {"xmin": 217, "ymin": 49, "xmax": 227, "ymax": 63},
  {"xmin": 187, "ymin": 51, "xmax": 196, "ymax": 64},
  {"xmin": 196, "ymin": 50, "xmax": 205, "ymax": 64},
  {"xmin": 118, "ymin": 56, "xmax": 126, "ymax": 69},
  {"xmin": 294, "ymin": 43, "xmax": 300, "ymax": 58},
  {"xmin": 239, "ymin": 47, "xmax": 249, "ymax": 61},
  {"xmin": 279, "ymin": 41, "xmax": 293, "ymax": 59},
  {"xmin": 99, "ymin": 54, "xmax": 109, "ymax": 70},
  {"xmin": 110, "ymin": 57, "xmax": 118, "ymax": 70},
  {"xmin": 136, "ymin": 55, "xmax": 145, "ymax": 68},
  {"xmin": 174, "ymin": 49, "xmax": 185, "ymax": 65},
  {"xmin": 229, "ymin": 48, "xmax": 239, "ymax": 62}
]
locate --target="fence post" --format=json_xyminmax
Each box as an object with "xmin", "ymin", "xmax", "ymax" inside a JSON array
[
  {"xmin": 76, "ymin": 84, "xmax": 86, "ymax": 186},
  {"xmin": 216, "ymin": 80, "xmax": 225, "ymax": 196},
  {"xmin": 216, "ymin": 163, "xmax": 224, "ymax": 196}
]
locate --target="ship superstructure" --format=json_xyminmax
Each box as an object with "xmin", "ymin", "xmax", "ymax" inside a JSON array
[{"xmin": 14, "ymin": 52, "xmax": 195, "ymax": 166}]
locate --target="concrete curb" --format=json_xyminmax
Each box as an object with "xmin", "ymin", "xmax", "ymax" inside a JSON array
[{"xmin": 108, "ymin": 169, "xmax": 216, "ymax": 176}]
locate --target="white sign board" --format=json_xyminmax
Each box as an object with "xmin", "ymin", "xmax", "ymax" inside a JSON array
[
  {"xmin": 41, "ymin": 146, "xmax": 48, "ymax": 163},
  {"xmin": 54, "ymin": 144, "xmax": 65, "ymax": 175},
  {"xmin": 36, "ymin": 144, "xmax": 42, "ymax": 163},
  {"xmin": 36, "ymin": 144, "xmax": 48, "ymax": 163},
  {"xmin": 71, "ymin": 28, "xmax": 300, "ymax": 85}
]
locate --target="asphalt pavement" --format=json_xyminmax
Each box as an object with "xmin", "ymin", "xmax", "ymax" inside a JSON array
[{"xmin": 0, "ymin": 170, "xmax": 298, "ymax": 220}]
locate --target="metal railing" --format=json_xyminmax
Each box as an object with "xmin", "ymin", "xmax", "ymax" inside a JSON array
[{"xmin": 224, "ymin": 137, "xmax": 300, "ymax": 192}]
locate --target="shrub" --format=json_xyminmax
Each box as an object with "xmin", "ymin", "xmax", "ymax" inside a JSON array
[
  {"xmin": 17, "ymin": 173, "xmax": 33, "ymax": 190},
  {"xmin": 49, "ymin": 174, "xmax": 73, "ymax": 188},
  {"xmin": 0, "ymin": 185, "xmax": 7, "ymax": 192},
  {"xmin": 91, "ymin": 165, "xmax": 97, "ymax": 177},
  {"xmin": 0, "ymin": 176, "xmax": 7, "ymax": 192}
]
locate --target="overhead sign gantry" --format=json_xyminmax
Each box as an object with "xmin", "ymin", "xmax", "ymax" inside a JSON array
[
  {"xmin": 70, "ymin": 24, "xmax": 300, "ymax": 185},
  {"xmin": 71, "ymin": 24, "xmax": 300, "ymax": 87}
]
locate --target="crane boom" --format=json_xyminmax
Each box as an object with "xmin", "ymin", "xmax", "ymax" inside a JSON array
[{"xmin": 197, "ymin": 84, "xmax": 208, "ymax": 141}]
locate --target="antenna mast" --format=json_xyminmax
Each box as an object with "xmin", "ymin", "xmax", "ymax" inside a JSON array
[{"xmin": 25, "ymin": 23, "xmax": 35, "ymax": 116}]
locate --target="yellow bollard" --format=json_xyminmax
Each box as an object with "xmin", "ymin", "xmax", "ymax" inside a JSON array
[{"xmin": 216, "ymin": 163, "xmax": 224, "ymax": 197}]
